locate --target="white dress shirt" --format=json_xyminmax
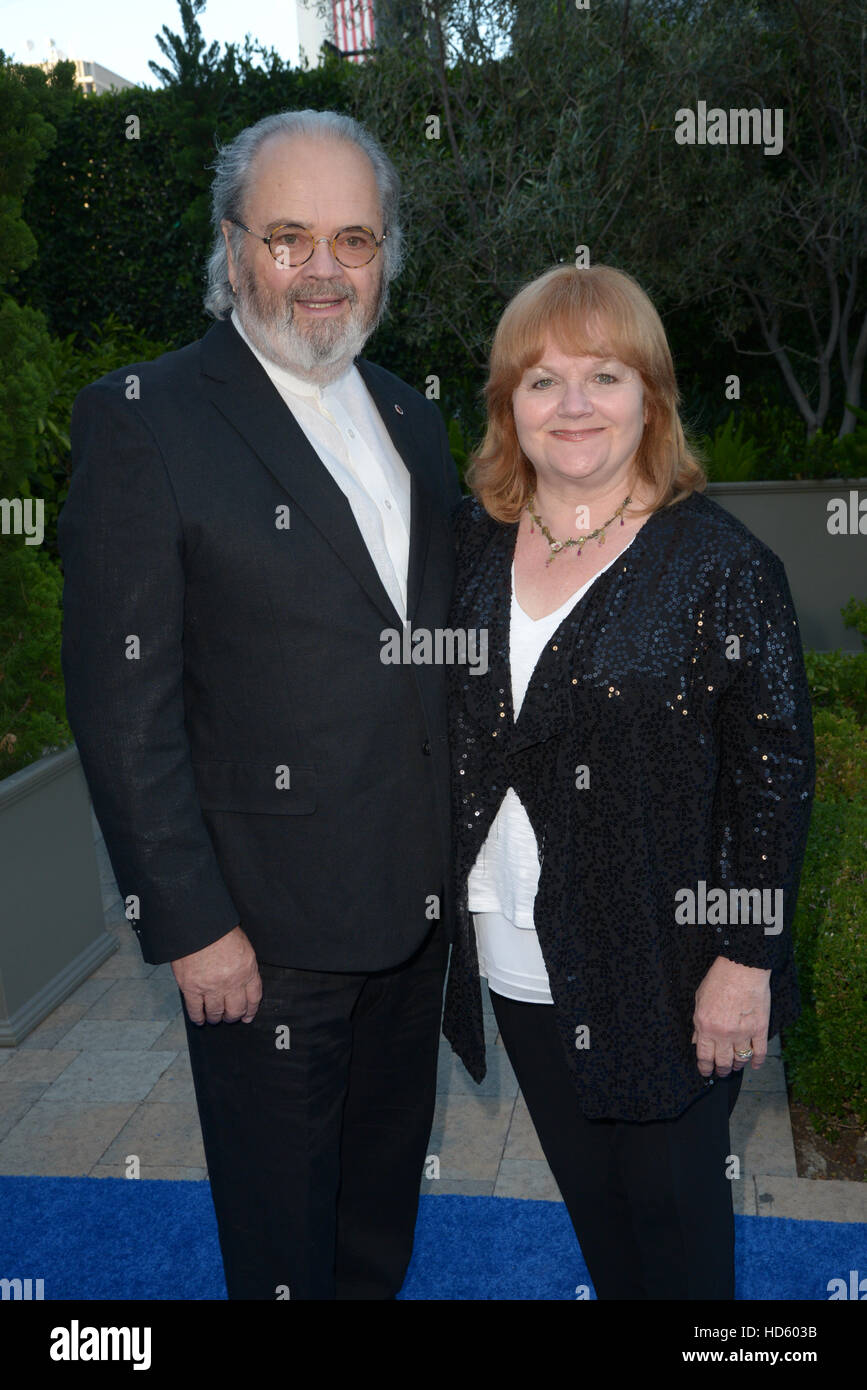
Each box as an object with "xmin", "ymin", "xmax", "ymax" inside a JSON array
[
  {"xmin": 231, "ymin": 310, "xmax": 412, "ymax": 619},
  {"xmin": 469, "ymin": 536, "xmax": 636, "ymax": 1003}
]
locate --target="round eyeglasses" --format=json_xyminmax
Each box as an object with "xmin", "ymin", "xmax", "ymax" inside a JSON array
[{"xmin": 229, "ymin": 219, "xmax": 387, "ymax": 268}]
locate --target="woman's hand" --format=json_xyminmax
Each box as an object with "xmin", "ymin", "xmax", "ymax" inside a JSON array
[{"xmin": 692, "ymin": 956, "xmax": 771, "ymax": 1077}]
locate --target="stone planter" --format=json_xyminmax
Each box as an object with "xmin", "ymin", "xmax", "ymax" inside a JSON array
[
  {"xmin": 0, "ymin": 744, "xmax": 116, "ymax": 1045},
  {"xmin": 706, "ymin": 479, "xmax": 867, "ymax": 652}
]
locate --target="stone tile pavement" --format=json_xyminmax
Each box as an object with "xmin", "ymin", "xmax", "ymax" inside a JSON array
[{"xmin": 1, "ymin": 814, "xmax": 865, "ymax": 1224}]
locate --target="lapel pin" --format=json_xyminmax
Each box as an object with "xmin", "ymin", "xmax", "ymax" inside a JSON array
[{"xmin": 394, "ymin": 404, "xmax": 404, "ymax": 415}]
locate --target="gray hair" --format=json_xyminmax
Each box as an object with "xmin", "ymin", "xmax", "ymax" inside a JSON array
[{"xmin": 203, "ymin": 109, "xmax": 404, "ymax": 319}]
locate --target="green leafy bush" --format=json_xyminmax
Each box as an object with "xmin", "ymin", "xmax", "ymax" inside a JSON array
[
  {"xmin": 841, "ymin": 596, "xmax": 867, "ymax": 644},
  {"xmin": 0, "ymin": 541, "xmax": 72, "ymax": 778},
  {"xmin": 785, "ymin": 800, "xmax": 867, "ymax": 1135},
  {"xmin": 804, "ymin": 648, "xmax": 867, "ymax": 724},
  {"xmin": 813, "ymin": 708, "xmax": 867, "ymax": 803},
  {"xmin": 710, "ymin": 393, "xmax": 867, "ymax": 482},
  {"xmin": 783, "ymin": 601, "xmax": 867, "ymax": 1136},
  {"xmin": 733, "ymin": 392, "xmax": 810, "ymax": 478},
  {"xmin": 30, "ymin": 315, "xmax": 172, "ymax": 561},
  {"xmin": 797, "ymin": 417, "xmax": 867, "ymax": 481},
  {"xmin": 0, "ymin": 298, "xmax": 57, "ymax": 495},
  {"xmin": 0, "ymin": 313, "xmax": 174, "ymax": 782},
  {"xmin": 699, "ymin": 412, "xmax": 763, "ymax": 482}
]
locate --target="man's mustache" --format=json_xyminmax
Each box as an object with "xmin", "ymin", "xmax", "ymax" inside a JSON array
[{"xmin": 289, "ymin": 282, "xmax": 357, "ymax": 305}]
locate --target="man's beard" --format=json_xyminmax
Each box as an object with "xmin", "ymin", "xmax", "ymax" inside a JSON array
[{"xmin": 234, "ymin": 261, "xmax": 388, "ymax": 384}]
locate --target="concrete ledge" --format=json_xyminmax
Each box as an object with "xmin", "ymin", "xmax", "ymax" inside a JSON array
[
  {"xmin": 494, "ymin": 1158, "xmax": 562, "ymax": 1201},
  {"xmin": 755, "ymin": 1176, "xmax": 867, "ymax": 1222},
  {"xmin": 730, "ymin": 1091, "xmax": 798, "ymax": 1177},
  {"xmin": 0, "ymin": 931, "xmax": 118, "ymax": 1048}
]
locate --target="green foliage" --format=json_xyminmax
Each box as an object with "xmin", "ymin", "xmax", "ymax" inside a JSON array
[
  {"xmin": 797, "ymin": 421, "xmax": 867, "ymax": 482},
  {"xmin": 636, "ymin": 0, "xmax": 865, "ymax": 443},
  {"xmin": 374, "ymin": 1, "xmax": 458, "ymax": 48},
  {"xmin": 784, "ymin": 615, "xmax": 867, "ymax": 1134},
  {"xmin": 0, "ymin": 309, "xmax": 168, "ymax": 782},
  {"xmin": 30, "ymin": 316, "xmax": 173, "ymax": 560},
  {"xmin": 0, "ymin": 541, "xmax": 72, "ymax": 779},
  {"xmin": 0, "ymin": 54, "xmax": 62, "ymax": 286},
  {"xmin": 700, "ymin": 388, "xmax": 867, "ymax": 482},
  {"xmin": 149, "ymin": 0, "xmax": 230, "ymax": 87},
  {"xmin": 729, "ymin": 390, "xmax": 811, "ymax": 480},
  {"xmin": 0, "ymin": 298, "xmax": 57, "ymax": 493},
  {"xmin": 0, "ymin": 56, "xmax": 80, "ymax": 494},
  {"xmin": 10, "ymin": 1, "xmax": 867, "ymax": 441},
  {"xmin": 785, "ymin": 799, "xmax": 867, "ymax": 1134},
  {"xmin": 812, "ymin": 708, "xmax": 867, "ymax": 803},
  {"xmin": 841, "ymin": 595, "xmax": 867, "ymax": 646},
  {"xmin": 699, "ymin": 413, "xmax": 763, "ymax": 482},
  {"xmin": 804, "ymin": 647, "xmax": 867, "ymax": 725},
  {"xmin": 446, "ymin": 416, "xmax": 470, "ymax": 475},
  {"xmin": 0, "ymin": 46, "xmax": 172, "ymax": 788},
  {"xmin": 698, "ymin": 402, "xmax": 867, "ymax": 483},
  {"xmin": 18, "ymin": 44, "xmax": 353, "ymax": 349},
  {"xmin": 802, "ymin": 595, "xmax": 867, "ymax": 723}
]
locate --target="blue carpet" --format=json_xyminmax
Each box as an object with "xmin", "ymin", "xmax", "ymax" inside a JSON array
[{"xmin": 0, "ymin": 1178, "xmax": 863, "ymax": 1300}]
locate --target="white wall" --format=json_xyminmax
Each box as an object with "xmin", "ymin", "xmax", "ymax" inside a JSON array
[{"xmin": 295, "ymin": 1, "xmax": 333, "ymax": 66}]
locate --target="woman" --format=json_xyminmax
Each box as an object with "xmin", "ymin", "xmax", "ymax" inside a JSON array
[{"xmin": 442, "ymin": 264, "xmax": 814, "ymax": 1300}]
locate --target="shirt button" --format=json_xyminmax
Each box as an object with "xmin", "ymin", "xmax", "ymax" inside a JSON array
[
  {"xmin": 384, "ymin": 498, "xmax": 392, "ymax": 509},
  {"xmin": 347, "ymin": 428, "xmax": 355, "ymax": 438},
  {"xmin": 422, "ymin": 740, "xmax": 431, "ymax": 755}
]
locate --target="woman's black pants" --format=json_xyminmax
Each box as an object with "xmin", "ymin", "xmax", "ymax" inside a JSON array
[{"xmin": 490, "ymin": 989, "xmax": 744, "ymax": 1300}]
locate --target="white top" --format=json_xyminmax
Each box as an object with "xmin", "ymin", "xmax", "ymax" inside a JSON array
[
  {"xmin": 231, "ymin": 310, "xmax": 411, "ymax": 620},
  {"xmin": 469, "ymin": 536, "xmax": 635, "ymax": 1003}
]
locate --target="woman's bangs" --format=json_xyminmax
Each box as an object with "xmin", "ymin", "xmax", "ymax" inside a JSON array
[{"xmin": 503, "ymin": 286, "xmax": 643, "ymax": 383}]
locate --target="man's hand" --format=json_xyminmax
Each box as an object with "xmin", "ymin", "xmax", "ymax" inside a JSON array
[
  {"xmin": 692, "ymin": 956, "xmax": 771, "ymax": 1078},
  {"xmin": 172, "ymin": 924, "xmax": 262, "ymax": 1026}
]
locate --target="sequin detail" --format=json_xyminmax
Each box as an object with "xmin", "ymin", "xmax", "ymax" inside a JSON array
[{"xmin": 442, "ymin": 492, "xmax": 815, "ymax": 1121}]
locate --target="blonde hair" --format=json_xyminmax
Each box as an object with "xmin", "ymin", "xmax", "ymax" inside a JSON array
[{"xmin": 467, "ymin": 263, "xmax": 705, "ymax": 521}]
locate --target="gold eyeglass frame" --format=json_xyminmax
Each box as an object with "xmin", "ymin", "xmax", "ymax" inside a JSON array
[{"xmin": 228, "ymin": 218, "xmax": 387, "ymax": 268}]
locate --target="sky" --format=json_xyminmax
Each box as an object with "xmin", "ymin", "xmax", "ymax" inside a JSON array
[{"xmin": 0, "ymin": 0, "xmax": 320, "ymax": 87}]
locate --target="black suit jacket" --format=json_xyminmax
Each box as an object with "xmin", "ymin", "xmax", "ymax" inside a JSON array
[{"xmin": 58, "ymin": 317, "xmax": 463, "ymax": 969}]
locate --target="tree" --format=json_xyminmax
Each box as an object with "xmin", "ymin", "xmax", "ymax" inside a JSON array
[
  {"xmin": 149, "ymin": 0, "xmax": 230, "ymax": 87},
  {"xmin": 638, "ymin": 0, "xmax": 866, "ymax": 438},
  {"xmin": 0, "ymin": 56, "xmax": 78, "ymax": 774},
  {"xmin": 348, "ymin": 0, "xmax": 707, "ymax": 421},
  {"xmin": 0, "ymin": 54, "xmax": 76, "ymax": 493}
]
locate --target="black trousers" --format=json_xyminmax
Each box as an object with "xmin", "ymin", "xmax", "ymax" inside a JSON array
[
  {"xmin": 491, "ymin": 989, "xmax": 744, "ymax": 1300},
  {"xmin": 183, "ymin": 921, "xmax": 447, "ymax": 1300}
]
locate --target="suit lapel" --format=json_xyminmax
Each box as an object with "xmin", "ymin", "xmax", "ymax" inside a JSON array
[{"xmin": 200, "ymin": 319, "xmax": 429, "ymax": 628}]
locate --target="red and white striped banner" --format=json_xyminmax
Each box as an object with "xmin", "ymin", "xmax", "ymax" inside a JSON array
[{"xmin": 332, "ymin": 0, "xmax": 376, "ymax": 61}]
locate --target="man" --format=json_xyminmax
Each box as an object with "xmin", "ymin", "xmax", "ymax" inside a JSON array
[{"xmin": 58, "ymin": 110, "xmax": 462, "ymax": 1300}]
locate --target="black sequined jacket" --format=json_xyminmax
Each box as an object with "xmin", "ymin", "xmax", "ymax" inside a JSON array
[{"xmin": 442, "ymin": 491, "xmax": 815, "ymax": 1121}]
